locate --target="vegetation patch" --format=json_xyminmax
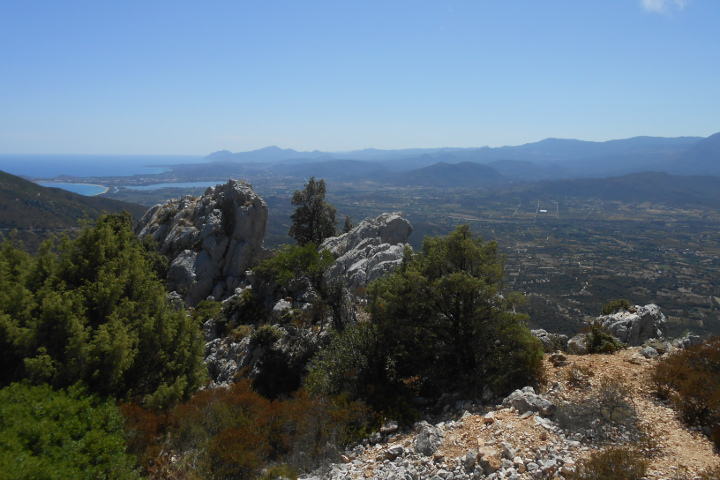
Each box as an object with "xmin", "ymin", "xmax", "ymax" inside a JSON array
[{"xmin": 652, "ymin": 337, "xmax": 720, "ymax": 447}]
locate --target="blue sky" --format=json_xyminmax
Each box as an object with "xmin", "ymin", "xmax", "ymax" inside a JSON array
[{"xmin": 1, "ymin": 0, "xmax": 718, "ymax": 154}]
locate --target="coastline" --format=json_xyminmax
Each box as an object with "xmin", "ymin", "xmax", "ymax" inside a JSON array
[{"xmin": 36, "ymin": 181, "xmax": 109, "ymax": 196}]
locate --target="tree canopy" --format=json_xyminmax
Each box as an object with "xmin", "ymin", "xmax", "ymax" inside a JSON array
[
  {"xmin": 0, "ymin": 212, "xmax": 206, "ymax": 409},
  {"xmin": 288, "ymin": 177, "xmax": 337, "ymax": 246},
  {"xmin": 0, "ymin": 383, "xmax": 140, "ymax": 479},
  {"xmin": 309, "ymin": 224, "xmax": 543, "ymax": 404}
]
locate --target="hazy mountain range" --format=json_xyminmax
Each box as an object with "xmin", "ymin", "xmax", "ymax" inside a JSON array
[{"xmin": 198, "ymin": 133, "xmax": 720, "ymax": 187}]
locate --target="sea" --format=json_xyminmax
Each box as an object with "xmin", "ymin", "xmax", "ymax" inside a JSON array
[{"xmin": 0, "ymin": 154, "xmax": 205, "ymax": 196}]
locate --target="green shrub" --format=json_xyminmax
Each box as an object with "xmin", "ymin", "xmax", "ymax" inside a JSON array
[
  {"xmin": 217, "ymin": 288, "xmax": 268, "ymax": 334},
  {"xmin": 192, "ymin": 299, "xmax": 223, "ymax": 325},
  {"xmin": 251, "ymin": 325, "xmax": 283, "ymax": 347},
  {"xmin": 253, "ymin": 243, "xmax": 334, "ymax": 289},
  {"xmin": 0, "ymin": 383, "xmax": 140, "ymax": 479},
  {"xmin": 585, "ymin": 321, "xmax": 627, "ymax": 354},
  {"xmin": 652, "ymin": 337, "xmax": 720, "ymax": 447},
  {"xmin": 230, "ymin": 324, "xmax": 254, "ymax": 341},
  {"xmin": 0, "ymin": 213, "xmax": 206, "ymax": 409},
  {"xmin": 600, "ymin": 299, "xmax": 633, "ymax": 316},
  {"xmin": 569, "ymin": 446, "xmax": 647, "ymax": 480}
]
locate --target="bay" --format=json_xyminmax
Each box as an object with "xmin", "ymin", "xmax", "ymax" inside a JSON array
[{"xmin": 37, "ymin": 182, "xmax": 108, "ymax": 196}]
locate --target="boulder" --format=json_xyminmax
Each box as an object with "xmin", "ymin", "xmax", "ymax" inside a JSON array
[
  {"xmin": 597, "ymin": 304, "xmax": 668, "ymax": 346},
  {"xmin": 413, "ymin": 421, "xmax": 444, "ymax": 456},
  {"xmin": 531, "ymin": 329, "xmax": 569, "ymax": 352},
  {"xmin": 568, "ymin": 333, "xmax": 588, "ymax": 355},
  {"xmin": 135, "ymin": 179, "xmax": 268, "ymax": 307},
  {"xmin": 321, "ymin": 213, "xmax": 413, "ymax": 296},
  {"xmin": 502, "ymin": 386, "xmax": 557, "ymax": 416},
  {"xmin": 673, "ymin": 332, "xmax": 703, "ymax": 350}
]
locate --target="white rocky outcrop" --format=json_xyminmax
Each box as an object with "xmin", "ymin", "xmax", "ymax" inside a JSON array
[
  {"xmin": 135, "ymin": 179, "xmax": 268, "ymax": 307},
  {"xmin": 597, "ymin": 303, "xmax": 668, "ymax": 346},
  {"xmin": 320, "ymin": 213, "xmax": 413, "ymax": 296}
]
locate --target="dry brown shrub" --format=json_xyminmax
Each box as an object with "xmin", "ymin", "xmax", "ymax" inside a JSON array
[{"xmin": 652, "ymin": 337, "xmax": 720, "ymax": 447}]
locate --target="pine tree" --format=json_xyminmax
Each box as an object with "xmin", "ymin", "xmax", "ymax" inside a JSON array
[{"xmin": 288, "ymin": 177, "xmax": 337, "ymax": 246}]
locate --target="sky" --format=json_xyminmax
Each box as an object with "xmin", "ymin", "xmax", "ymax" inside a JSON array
[{"xmin": 1, "ymin": 0, "xmax": 718, "ymax": 154}]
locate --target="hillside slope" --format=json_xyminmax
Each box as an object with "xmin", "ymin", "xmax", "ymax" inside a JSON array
[
  {"xmin": 311, "ymin": 348, "xmax": 719, "ymax": 479},
  {"xmin": 0, "ymin": 170, "xmax": 146, "ymax": 250}
]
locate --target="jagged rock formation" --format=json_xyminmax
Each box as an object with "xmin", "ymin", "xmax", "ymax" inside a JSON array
[
  {"xmin": 320, "ymin": 213, "xmax": 413, "ymax": 296},
  {"xmin": 597, "ymin": 303, "xmax": 668, "ymax": 346},
  {"xmin": 135, "ymin": 180, "xmax": 268, "ymax": 307}
]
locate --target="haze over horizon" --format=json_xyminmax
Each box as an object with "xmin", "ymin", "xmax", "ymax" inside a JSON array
[{"xmin": 1, "ymin": 1, "xmax": 719, "ymax": 155}]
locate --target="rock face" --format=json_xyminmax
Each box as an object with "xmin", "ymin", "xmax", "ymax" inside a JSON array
[
  {"xmin": 135, "ymin": 180, "xmax": 268, "ymax": 307},
  {"xmin": 597, "ymin": 304, "xmax": 668, "ymax": 346},
  {"xmin": 320, "ymin": 213, "xmax": 413, "ymax": 296}
]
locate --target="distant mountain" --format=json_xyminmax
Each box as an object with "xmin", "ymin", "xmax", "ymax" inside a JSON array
[
  {"xmin": 392, "ymin": 162, "xmax": 506, "ymax": 188},
  {"xmin": 0, "ymin": 170, "xmax": 147, "ymax": 251},
  {"xmin": 664, "ymin": 132, "xmax": 720, "ymax": 176},
  {"xmin": 203, "ymin": 134, "xmax": 709, "ymax": 180}
]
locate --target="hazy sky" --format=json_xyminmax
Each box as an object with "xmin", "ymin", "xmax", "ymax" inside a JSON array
[{"xmin": 1, "ymin": 1, "xmax": 718, "ymax": 154}]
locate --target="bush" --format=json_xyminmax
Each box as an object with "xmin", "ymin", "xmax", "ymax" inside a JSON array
[
  {"xmin": 251, "ymin": 325, "xmax": 283, "ymax": 347},
  {"xmin": 0, "ymin": 383, "xmax": 139, "ymax": 479},
  {"xmin": 652, "ymin": 337, "xmax": 720, "ymax": 447},
  {"xmin": 149, "ymin": 381, "xmax": 368, "ymax": 479},
  {"xmin": 585, "ymin": 321, "xmax": 627, "ymax": 354},
  {"xmin": 0, "ymin": 213, "xmax": 206, "ymax": 409},
  {"xmin": 569, "ymin": 446, "xmax": 647, "ymax": 480},
  {"xmin": 191, "ymin": 299, "xmax": 223, "ymax": 325},
  {"xmin": 557, "ymin": 378, "xmax": 640, "ymax": 443},
  {"xmin": 600, "ymin": 299, "xmax": 633, "ymax": 316},
  {"xmin": 218, "ymin": 288, "xmax": 268, "ymax": 333}
]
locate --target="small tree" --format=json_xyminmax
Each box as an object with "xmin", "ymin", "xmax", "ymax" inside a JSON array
[
  {"xmin": 310, "ymin": 224, "xmax": 544, "ymax": 406},
  {"xmin": 368, "ymin": 225, "xmax": 544, "ymax": 397},
  {"xmin": 342, "ymin": 215, "xmax": 354, "ymax": 234},
  {"xmin": 288, "ymin": 177, "xmax": 337, "ymax": 246}
]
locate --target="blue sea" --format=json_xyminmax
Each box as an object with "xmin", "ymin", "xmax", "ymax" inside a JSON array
[
  {"xmin": 0, "ymin": 154, "xmax": 204, "ymax": 178},
  {"xmin": 125, "ymin": 181, "xmax": 226, "ymax": 191}
]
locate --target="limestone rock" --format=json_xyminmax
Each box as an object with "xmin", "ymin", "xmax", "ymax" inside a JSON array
[
  {"xmin": 640, "ymin": 346, "xmax": 659, "ymax": 358},
  {"xmin": 502, "ymin": 386, "xmax": 557, "ymax": 417},
  {"xmin": 597, "ymin": 304, "xmax": 668, "ymax": 346},
  {"xmin": 135, "ymin": 179, "xmax": 268, "ymax": 307},
  {"xmin": 567, "ymin": 333, "xmax": 588, "ymax": 355},
  {"xmin": 414, "ymin": 421, "xmax": 445, "ymax": 456},
  {"xmin": 320, "ymin": 213, "xmax": 412, "ymax": 296},
  {"xmin": 531, "ymin": 329, "xmax": 569, "ymax": 352},
  {"xmin": 673, "ymin": 331, "xmax": 703, "ymax": 350}
]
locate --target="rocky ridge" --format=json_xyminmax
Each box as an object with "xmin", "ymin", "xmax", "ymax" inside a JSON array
[
  {"xmin": 135, "ymin": 179, "xmax": 268, "ymax": 307},
  {"xmin": 321, "ymin": 213, "xmax": 413, "ymax": 297},
  {"xmin": 202, "ymin": 212, "xmax": 414, "ymax": 389}
]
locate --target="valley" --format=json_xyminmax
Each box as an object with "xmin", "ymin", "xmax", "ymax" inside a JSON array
[{"xmin": 98, "ymin": 175, "xmax": 720, "ymax": 340}]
